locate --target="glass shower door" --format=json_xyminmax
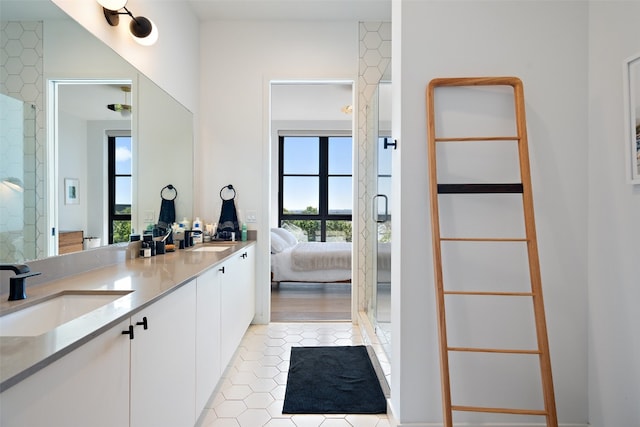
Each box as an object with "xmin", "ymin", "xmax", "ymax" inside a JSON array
[{"xmin": 373, "ymin": 82, "xmax": 392, "ymax": 357}]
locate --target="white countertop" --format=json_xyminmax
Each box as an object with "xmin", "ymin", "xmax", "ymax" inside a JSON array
[{"xmin": 0, "ymin": 241, "xmax": 255, "ymax": 392}]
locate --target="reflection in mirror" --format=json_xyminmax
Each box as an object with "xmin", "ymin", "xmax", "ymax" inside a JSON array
[
  {"xmin": 0, "ymin": 1, "xmax": 193, "ymax": 265},
  {"xmin": 0, "ymin": 94, "xmax": 37, "ymax": 262},
  {"xmin": 54, "ymin": 81, "xmax": 132, "ymax": 250}
]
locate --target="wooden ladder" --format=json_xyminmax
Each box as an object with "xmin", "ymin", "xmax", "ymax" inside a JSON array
[{"xmin": 426, "ymin": 77, "xmax": 558, "ymax": 427}]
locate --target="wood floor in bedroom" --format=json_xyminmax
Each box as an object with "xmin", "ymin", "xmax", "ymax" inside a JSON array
[{"xmin": 270, "ymin": 282, "xmax": 351, "ymax": 322}]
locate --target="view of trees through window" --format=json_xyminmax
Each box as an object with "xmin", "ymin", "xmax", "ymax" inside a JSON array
[{"xmin": 279, "ymin": 136, "xmax": 352, "ymax": 242}]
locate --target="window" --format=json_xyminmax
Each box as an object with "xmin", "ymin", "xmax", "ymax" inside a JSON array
[
  {"xmin": 108, "ymin": 134, "xmax": 132, "ymax": 243},
  {"xmin": 279, "ymin": 135, "xmax": 352, "ymax": 242}
]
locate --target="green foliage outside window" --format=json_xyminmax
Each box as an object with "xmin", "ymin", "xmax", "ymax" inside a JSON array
[
  {"xmin": 113, "ymin": 220, "xmax": 131, "ymax": 243},
  {"xmin": 282, "ymin": 206, "xmax": 351, "ymax": 242}
]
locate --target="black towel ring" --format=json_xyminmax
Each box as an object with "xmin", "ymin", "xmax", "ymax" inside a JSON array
[
  {"xmin": 161, "ymin": 184, "xmax": 178, "ymax": 201},
  {"xmin": 219, "ymin": 184, "xmax": 236, "ymax": 201}
]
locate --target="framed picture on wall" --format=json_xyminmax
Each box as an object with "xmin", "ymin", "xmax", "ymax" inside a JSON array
[
  {"xmin": 623, "ymin": 52, "xmax": 640, "ymax": 184},
  {"xmin": 65, "ymin": 178, "xmax": 79, "ymax": 204}
]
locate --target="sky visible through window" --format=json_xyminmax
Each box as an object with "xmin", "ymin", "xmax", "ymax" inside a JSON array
[
  {"xmin": 283, "ymin": 136, "xmax": 352, "ymax": 213},
  {"xmin": 115, "ymin": 136, "xmax": 132, "ymax": 205}
]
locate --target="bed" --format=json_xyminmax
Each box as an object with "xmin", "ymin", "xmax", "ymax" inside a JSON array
[{"xmin": 270, "ymin": 228, "xmax": 352, "ymax": 284}]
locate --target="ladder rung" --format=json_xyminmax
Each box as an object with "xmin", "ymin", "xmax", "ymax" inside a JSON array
[
  {"xmin": 434, "ymin": 136, "xmax": 519, "ymax": 142},
  {"xmin": 440, "ymin": 237, "xmax": 527, "ymax": 242},
  {"xmin": 452, "ymin": 405, "xmax": 547, "ymax": 416},
  {"xmin": 444, "ymin": 290, "xmax": 534, "ymax": 297},
  {"xmin": 448, "ymin": 346, "xmax": 541, "ymax": 355},
  {"xmin": 438, "ymin": 183, "xmax": 523, "ymax": 194}
]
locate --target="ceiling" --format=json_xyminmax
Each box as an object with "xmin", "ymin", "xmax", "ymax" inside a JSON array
[
  {"xmin": 185, "ymin": 0, "xmax": 391, "ymax": 21},
  {"xmin": 58, "ymin": 84, "xmax": 133, "ymax": 122}
]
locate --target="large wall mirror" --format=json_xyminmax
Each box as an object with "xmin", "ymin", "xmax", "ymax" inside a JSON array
[{"xmin": 0, "ymin": 0, "xmax": 193, "ymax": 264}]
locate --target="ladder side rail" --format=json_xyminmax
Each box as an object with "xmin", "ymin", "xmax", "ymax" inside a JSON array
[
  {"xmin": 426, "ymin": 79, "xmax": 454, "ymax": 427},
  {"xmin": 512, "ymin": 80, "xmax": 558, "ymax": 427}
]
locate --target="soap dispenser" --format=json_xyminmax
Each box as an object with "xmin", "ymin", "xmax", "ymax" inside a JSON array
[
  {"xmin": 192, "ymin": 217, "xmax": 203, "ymax": 244},
  {"xmin": 180, "ymin": 217, "xmax": 191, "ymax": 230}
]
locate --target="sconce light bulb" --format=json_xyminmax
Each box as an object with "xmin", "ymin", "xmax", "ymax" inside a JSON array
[
  {"xmin": 131, "ymin": 17, "xmax": 158, "ymax": 46},
  {"xmin": 97, "ymin": 0, "xmax": 128, "ymax": 11}
]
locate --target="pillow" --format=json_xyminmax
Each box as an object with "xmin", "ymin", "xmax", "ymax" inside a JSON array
[
  {"xmin": 270, "ymin": 232, "xmax": 290, "ymax": 254},
  {"xmin": 272, "ymin": 227, "xmax": 298, "ymax": 247},
  {"xmin": 281, "ymin": 222, "xmax": 307, "ymax": 242}
]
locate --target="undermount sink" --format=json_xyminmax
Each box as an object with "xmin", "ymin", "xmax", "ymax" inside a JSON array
[
  {"xmin": 0, "ymin": 290, "xmax": 132, "ymax": 337},
  {"xmin": 191, "ymin": 246, "xmax": 232, "ymax": 253}
]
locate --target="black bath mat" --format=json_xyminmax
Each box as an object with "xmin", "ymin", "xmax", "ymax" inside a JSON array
[{"xmin": 282, "ymin": 345, "xmax": 387, "ymax": 414}]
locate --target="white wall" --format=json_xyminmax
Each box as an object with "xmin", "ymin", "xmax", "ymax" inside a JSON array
[
  {"xmin": 51, "ymin": 0, "xmax": 199, "ymax": 114},
  {"xmin": 587, "ymin": 2, "xmax": 640, "ymax": 427},
  {"xmin": 393, "ymin": 1, "xmax": 588, "ymax": 425},
  {"xmin": 58, "ymin": 110, "xmax": 87, "ymax": 231},
  {"xmin": 198, "ymin": 20, "xmax": 358, "ymax": 323}
]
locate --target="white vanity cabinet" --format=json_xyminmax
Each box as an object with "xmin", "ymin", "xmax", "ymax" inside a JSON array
[
  {"xmin": 0, "ymin": 319, "xmax": 131, "ymax": 427},
  {"xmin": 220, "ymin": 245, "xmax": 256, "ymax": 368},
  {"xmin": 0, "ymin": 243, "xmax": 256, "ymax": 427},
  {"xmin": 0, "ymin": 282, "xmax": 197, "ymax": 427},
  {"xmin": 130, "ymin": 280, "xmax": 197, "ymax": 427},
  {"xmin": 195, "ymin": 266, "xmax": 222, "ymax": 414}
]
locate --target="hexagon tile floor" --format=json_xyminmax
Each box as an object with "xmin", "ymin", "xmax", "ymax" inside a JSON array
[{"xmin": 197, "ymin": 322, "xmax": 391, "ymax": 427}]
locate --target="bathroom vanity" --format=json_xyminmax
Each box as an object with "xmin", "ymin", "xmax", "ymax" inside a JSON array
[{"xmin": 0, "ymin": 242, "xmax": 255, "ymax": 427}]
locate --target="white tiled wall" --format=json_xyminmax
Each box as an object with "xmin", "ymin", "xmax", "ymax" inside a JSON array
[
  {"xmin": 0, "ymin": 21, "xmax": 45, "ymax": 261},
  {"xmin": 357, "ymin": 22, "xmax": 391, "ymax": 312}
]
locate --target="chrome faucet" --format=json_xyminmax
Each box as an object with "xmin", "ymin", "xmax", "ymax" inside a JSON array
[{"xmin": 0, "ymin": 264, "xmax": 41, "ymax": 301}]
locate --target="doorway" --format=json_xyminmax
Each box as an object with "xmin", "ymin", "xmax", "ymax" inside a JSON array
[
  {"xmin": 269, "ymin": 81, "xmax": 355, "ymax": 322},
  {"xmin": 48, "ymin": 79, "xmax": 132, "ymax": 255}
]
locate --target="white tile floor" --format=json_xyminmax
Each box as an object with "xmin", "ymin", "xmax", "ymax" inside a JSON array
[{"xmin": 197, "ymin": 322, "xmax": 391, "ymax": 427}]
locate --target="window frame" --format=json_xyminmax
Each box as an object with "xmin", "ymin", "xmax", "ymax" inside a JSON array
[
  {"xmin": 107, "ymin": 133, "xmax": 132, "ymax": 244},
  {"xmin": 278, "ymin": 134, "xmax": 352, "ymax": 241}
]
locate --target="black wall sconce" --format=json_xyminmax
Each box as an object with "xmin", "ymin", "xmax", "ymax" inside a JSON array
[{"xmin": 97, "ymin": 0, "xmax": 158, "ymax": 46}]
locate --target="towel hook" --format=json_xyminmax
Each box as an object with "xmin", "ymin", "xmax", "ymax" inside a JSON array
[
  {"xmin": 219, "ymin": 184, "xmax": 236, "ymax": 200},
  {"xmin": 161, "ymin": 184, "xmax": 177, "ymax": 201}
]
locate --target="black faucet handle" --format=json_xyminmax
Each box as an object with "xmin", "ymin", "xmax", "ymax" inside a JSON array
[
  {"xmin": 12, "ymin": 271, "xmax": 41, "ymax": 280},
  {"xmin": 0, "ymin": 264, "xmax": 32, "ymax": 274}
]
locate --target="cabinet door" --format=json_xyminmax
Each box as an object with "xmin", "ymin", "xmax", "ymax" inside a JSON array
[
  {"xmin": 195, "ymin": 267, "xmax": 222, "ymax": 414},
  {"xmin": 220, "ymin": 246, "xmax": 255, "ymax": 368},
  {"xmin": 130, "ymin": 281, "xmax": 196, "ymax": 427},
  {"xmin": 0, "ymin": 319, "xmax": 130, "ymax": 427}
]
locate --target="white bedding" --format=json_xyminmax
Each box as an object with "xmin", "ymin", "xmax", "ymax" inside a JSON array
[
  {"xmin": 270, "ymin": 241, "xmax": 392, "ymax": 283},
  {"xmin": 290, "ymin": 242, "xmax": 351, "ymax": 271},
  {"xmin": 271, "ymin": 243, "xmax": 352, "ymax": 283}
]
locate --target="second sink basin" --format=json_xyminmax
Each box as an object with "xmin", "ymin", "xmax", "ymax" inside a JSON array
[{"xmin": 0, "ymin": 290, "xmax": 132, "ymax": 337}]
